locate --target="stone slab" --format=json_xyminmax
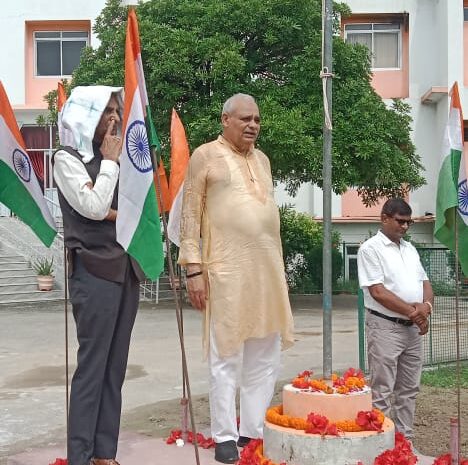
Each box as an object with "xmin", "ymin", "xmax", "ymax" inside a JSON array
[{"xmin": 264, "ymin": 419, "xmax": 395, "ymax": 465}]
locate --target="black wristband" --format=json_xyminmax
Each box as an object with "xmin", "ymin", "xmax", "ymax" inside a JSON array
[{"xmin": 186, "ymin": 270, "xmax": 203, "ymax": 279}]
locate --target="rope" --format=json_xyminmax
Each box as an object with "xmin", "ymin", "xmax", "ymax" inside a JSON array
[
  {"xmin": 320, "ymin": 68, "xmax": 334, "ymax": 130},
  {"xmin": 321, "ymin": 0, "xmax": 333, "ymax": 130}
]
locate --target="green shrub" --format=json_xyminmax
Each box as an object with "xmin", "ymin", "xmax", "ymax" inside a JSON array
[
  {"xmin": 279, "ymin": 206, "xmax": 342, "ymax": 293},
  {"xmin": 334, "ymin": 279, "xmax": 360, "ymax": 294}
]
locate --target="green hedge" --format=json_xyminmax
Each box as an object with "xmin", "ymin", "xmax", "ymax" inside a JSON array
[{"xmin": 279, "ymin": 206, "xmax": 342, "ymax": 293}]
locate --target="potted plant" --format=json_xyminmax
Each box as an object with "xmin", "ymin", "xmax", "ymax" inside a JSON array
[{"xmin": 32, "ymin": 257, "xmax": 54, "ymax": 291}]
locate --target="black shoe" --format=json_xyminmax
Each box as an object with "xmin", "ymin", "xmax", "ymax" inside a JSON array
[
  {"xmin": 214, "ymin": 440, "xmax": 239, "ymax": 464},
  {"xmin": 237, "ymin": 436, "xmax": 251, "ymax": 447}
]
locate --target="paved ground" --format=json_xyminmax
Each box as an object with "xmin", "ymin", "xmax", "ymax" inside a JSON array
[{"xmin": 0, "ymin": 295, "xmax": 368, "ymax": 464}]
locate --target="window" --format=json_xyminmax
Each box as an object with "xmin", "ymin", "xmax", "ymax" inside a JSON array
[
  {"xmin": 345, "ymin": 23, "xmax": 401, "ymax": 69},
  {"xmin": 34, "ymin": 31, "xmax": 88, "ymax": 76},
  {"xmin": 344, "ymin": 245, "xmax": 359, "ymax": 281},
  {"xmin": 464, "ymin": 8, "xmax": 468, "ymax": 21}
]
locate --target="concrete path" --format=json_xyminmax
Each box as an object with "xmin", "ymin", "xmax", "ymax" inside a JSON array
[
  {"xmin": 5, "ymin": 434, "xmax": 435, "ymax": 465},
  {"xmin": 1, "ymin": 295, "xmax": 387, "ymax": 465},
  {"xmin": 6, "ymin": 432, "xmax": 219, "ymax": 465}
]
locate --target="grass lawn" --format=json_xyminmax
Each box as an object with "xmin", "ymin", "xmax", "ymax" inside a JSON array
[{"xmin": 421, "ymin": 362, "xmax": 468, "ymax": 388}]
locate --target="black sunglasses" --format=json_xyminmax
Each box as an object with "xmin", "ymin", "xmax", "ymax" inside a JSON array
[{"xmin": 393, "ymin": 217, "xmax": 414, "ymax": 226}]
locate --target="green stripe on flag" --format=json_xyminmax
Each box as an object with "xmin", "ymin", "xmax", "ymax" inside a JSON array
[
  {"xmin": 435, "ymin": 149, "xmax": 468, "ymax": 275},
  {"xmin": 0, "ymin": 160, "xmax": 56, "ymax": 247},
  {"xmin": 127, "ymin": 183, "xmax": 164, "ymax": 280},
  {"xmin": 145, "ymin": 105, "xmax": 161, "ymax": 152}
]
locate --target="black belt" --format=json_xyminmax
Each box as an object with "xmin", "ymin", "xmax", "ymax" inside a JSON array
[{"xmin": 368, "ymin": 309, "xmax": 413, "ymax": 327}]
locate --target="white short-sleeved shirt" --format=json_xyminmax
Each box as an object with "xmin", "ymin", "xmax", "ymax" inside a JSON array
[{"xmin": 357, "ymin": 230, "xmax": 428, "ymax": 319}]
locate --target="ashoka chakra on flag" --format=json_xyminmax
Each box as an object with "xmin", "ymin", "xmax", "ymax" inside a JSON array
[
  {"xmin": 125, "ymin": 119, "xmax": 152, "ymax": 173},
  {"xmin": 12, "ymin": 149, "xmax": 31, "ymax": 182}
]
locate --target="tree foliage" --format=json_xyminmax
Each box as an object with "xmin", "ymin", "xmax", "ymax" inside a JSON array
[
  {"xmin": 280, "ymin": 206, "xmax": 342, "ymax": 292},
  {"xmin": 70, "ymin": 0, "xmax": 425, "ymax": 203}
]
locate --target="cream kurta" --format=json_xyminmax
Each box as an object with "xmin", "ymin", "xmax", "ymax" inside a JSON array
[{"xmin": 178, "ymin": 135, "xmax": 294, "ymax": 357}]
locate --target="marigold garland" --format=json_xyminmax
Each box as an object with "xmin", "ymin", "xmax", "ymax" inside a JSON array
[{"xmin": 266, "ymin": 404, "xmax": 384, "ymax": 433}]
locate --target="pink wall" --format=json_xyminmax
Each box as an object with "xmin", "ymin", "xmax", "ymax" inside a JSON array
[
  {"xmin": 341, "ymin": 190, "xmax": 384, "ymax": 217},
  {"xmin": 25, "ymin": 20, "xmax": 90, "ymax": 108},
  {"xmin": 342, "ymin": 15, "xmax": 409, "ymax": 99},
  {"xmin": 341, "ymin": 14, "xmax": 409, "ymax": 217}
]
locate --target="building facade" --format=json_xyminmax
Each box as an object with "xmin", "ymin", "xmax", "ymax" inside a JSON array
[
  {"xmin": 2, "ymin": 1, "xmax": 465, "ymax": 258},
  {"xmin": 276, "ymin": 0, "xmax": 467, "ymax": 252}
]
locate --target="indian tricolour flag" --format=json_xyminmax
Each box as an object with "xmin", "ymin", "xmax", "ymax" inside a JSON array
[
  {"xmin": 0, "ymin": 80, "xmax": 56, "ymax": 247},
  {"xmin": 167, "ymin": 109, "xmax": 190, "ymax": 246},
  {"xmin": 57, "ymin": 81, "xmax": 74, "ymax": 147},
  {"xmin": 434, "ymin": 81, "xmax": 468, "ymax": 274},
  {"xmin": 116, "ymin": 8, "xmax": 164, "ymax": 280}
]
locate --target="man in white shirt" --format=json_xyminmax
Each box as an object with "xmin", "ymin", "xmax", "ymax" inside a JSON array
[
  {"xmin": 54, "ymin": 86, "xmax": 145, "ymax": 465},
  {"xmin": 357, "ymin": 198, "xmax": 433, "ymax": 443}
]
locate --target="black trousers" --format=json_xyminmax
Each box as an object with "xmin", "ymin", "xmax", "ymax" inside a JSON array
[{"xmin": 67, "ymin": 256, "xmax": 139, "ymax": 465}]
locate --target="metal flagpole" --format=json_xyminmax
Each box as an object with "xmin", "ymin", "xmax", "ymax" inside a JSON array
[
  {"xmin": 151, "ymin": 147, "xmax": 201, "ymax": 465},
  {"xmin": 321, "ymin": 0, "xmax": 334, "ymax": 379},
  {"xmin": 63, "ymin": 244, "xmax": 70, "ymax": 458},
  {"xmin": 453, "ymin": 210, "xmax": 461, "ymax": 464}
]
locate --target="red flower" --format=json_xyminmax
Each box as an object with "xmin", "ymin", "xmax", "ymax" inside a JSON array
[
  {"xmin": 433, "ymin": 454, "xmax": 468, "ymax": 465},
  {"xmin": 49, "ymin": 460, "xmax": 68, "ymax": 465},
  {"xmin": 374, "ymin": 433, "xmax": 417, "ymax": 465},
  {"xmin": 165, "ymin": 429, "xmax": 215, "ymax": 448},
  {"xmin": 305, "ymin": 413, "xmax": 339, "ymax": 436},
  {"xmin": 298, "ymin": 370, "xmax": 313, "ymax": 378},
  {"xmin": 433, "ymin": 454, "xmax": 452, "ymax": 465},
  {"xmin": 238, "ymin": 439, "xmax": 263, "ymax": 465},
  {"xmin": 356, "ymin": 410, "xmax": 383, "ymax": 432},
  {"xmin": 343, "ymin": 368, "xmax": 364, "ymax": 380}
]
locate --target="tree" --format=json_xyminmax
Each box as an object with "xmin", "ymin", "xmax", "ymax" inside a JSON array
[
  {"xmin": 70, "ymin": 0, "xmax": 424, "ymax": 203},
  {"xmin": 280, "ymin": 206, "xmax": 342, "ymax": 292}
]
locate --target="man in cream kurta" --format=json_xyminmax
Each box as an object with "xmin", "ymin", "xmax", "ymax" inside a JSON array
[{"xmin": 178, "ymin": 94, "xmax": 294, "ymax": 464}]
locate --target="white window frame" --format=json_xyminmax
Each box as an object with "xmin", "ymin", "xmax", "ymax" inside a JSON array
[
  {"xmin": 34, "ymin": 31, "xmax": 89, "ymax": 78},
  {"xmin": 344, "ymin": 22, "xmax": 402, "ymax": 71},
  {"xmin": 344, "ymin": 244, "xmax": 360, "ymax": 281}
]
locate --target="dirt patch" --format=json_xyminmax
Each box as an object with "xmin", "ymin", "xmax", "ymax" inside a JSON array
[
  {"xmin": 122, "ymin": 383, "xmax": 468, "ymax": 458},
  {"xmin": 414, "ymin": 386, "xmax": 468, "ymax": 457}
]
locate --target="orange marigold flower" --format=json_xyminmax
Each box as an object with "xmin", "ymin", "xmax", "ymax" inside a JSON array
[
  {"xmin": 309, "ymin": 379, "xmax": 333, "ymax": 394},
  {"xmin": 266, "ymin": 404, "xmax": 387, "ymax": 434},
  {"xmin": 292, "ymin": 377, "xmax": 310, "ymax": 389},
  {"xmin": 335, "ymin": 419, "xmax": 364, "ymax": 432},
  {"xmin": 336, "ymin": 385, "xmax": 350, "ymax": 395}
]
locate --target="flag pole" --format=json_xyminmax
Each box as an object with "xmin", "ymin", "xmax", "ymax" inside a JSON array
[
  {"xmin": 150, "ymin": 146, "xmax": 201, "ymax": 465},
  {"xmin": 453, "ymin": 209, "xmax": 461, "ymax": 464},
  {"xmin": 63, "ymin": 244, "xmax": 70, "ymax": 458},
  {"xmin": 321, "ymin": 0, "xmax": 334, "ymax": 379}
]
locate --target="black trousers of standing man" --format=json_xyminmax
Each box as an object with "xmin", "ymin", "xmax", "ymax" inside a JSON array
[{"xmin": 67, "ymin": 255, "xmax": 139, "ymax": 465}]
